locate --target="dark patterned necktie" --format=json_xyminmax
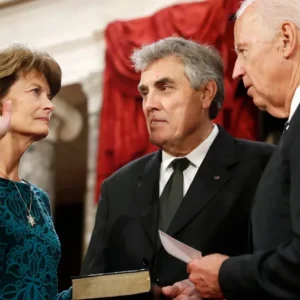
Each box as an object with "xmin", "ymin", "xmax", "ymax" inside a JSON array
[{"xmin": 159, "ymin": 158, "xmax": 190, "ymax": 232}]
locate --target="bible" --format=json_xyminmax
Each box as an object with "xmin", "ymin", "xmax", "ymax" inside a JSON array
[{"xmin": 72, "ymin": 269, "xmax": 161, "ymax": 299}]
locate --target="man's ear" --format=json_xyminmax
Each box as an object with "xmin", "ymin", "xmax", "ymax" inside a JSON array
[
  {"xmin": 200, "ymin": 80, "xmax": 217, "ymax": 110},
  {"xmin": 280, "ymin": 21, "xmax": 298, "ymax": 59}
]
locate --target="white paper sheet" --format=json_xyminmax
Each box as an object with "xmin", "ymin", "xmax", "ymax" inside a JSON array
[{"xmin": 159, "ymin": 230, "xmax": 202, "ymax": 263}]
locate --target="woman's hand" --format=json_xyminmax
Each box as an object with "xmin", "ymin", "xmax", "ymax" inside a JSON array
[{"xmin": 0, "ymin": 100, "xmax": 12, "ymax": 139}]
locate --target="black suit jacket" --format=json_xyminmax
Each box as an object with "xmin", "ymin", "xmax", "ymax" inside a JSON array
[
  {"xmin": 219, "ymin": 107, "xmax": 300, "ymax": 300},
  {"xmin": 81, "ymin": 127, "xmax": 274, "ymax": 289}
]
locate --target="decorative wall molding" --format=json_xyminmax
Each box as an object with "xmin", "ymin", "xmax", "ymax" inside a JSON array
[
  {"xmin": 52, "ymin": 96, "xmax": 83, "ymax": 142},
  {"xmin": 81, "ymin": 72, "xmax": 103, "ymax": 114}
]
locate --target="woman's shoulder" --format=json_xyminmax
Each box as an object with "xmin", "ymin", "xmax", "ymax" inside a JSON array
[{"xmin": 29, "ymin": 182, "xmax": 48, "ymax": 197}]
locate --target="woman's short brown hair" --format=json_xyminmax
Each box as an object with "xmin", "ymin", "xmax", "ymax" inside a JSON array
[{"xmin": 0, "ymin": 43, "xmax": 62, "ymax": 101}]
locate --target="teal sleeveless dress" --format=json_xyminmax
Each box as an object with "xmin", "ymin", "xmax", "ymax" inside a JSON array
[{"xmin": 0, "ymin": 177, "xmax": 72, "ymax": 299}]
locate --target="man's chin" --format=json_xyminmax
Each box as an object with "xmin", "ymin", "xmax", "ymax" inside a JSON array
[
  {"xmin": 149, "ymin": 135, "xmax": 165, "ymax": 148},
  {"xmin": 253, "ymin": 98, "xmax": 266, "ymax": 111}
]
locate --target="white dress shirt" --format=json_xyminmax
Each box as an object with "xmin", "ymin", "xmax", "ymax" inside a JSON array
[
  {"xmin": 288, "ymin": 86, "xmax": 300, "ymax": 122},
  {"xmin": 159, "ymin": 124, "xmax": 219, "ymax": 196}
]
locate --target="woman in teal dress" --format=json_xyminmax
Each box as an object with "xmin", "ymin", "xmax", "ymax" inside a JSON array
[{"xmin": 0, "ymin": 44, "xmax": 72, "ymax": 299}]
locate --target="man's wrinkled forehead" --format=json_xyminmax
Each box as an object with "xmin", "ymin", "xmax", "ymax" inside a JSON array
[
  {"xmin": 139, "ymin": 57, "xmax": 183, "ymax": 86},
  {"xmin": 138, "ymin": 73, "xmax": 176, "ymax": 93}
]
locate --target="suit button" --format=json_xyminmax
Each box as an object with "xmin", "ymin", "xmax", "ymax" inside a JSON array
[{"xmin": 142, "ymin": 257, "xmax": 149, "ymax": 267}]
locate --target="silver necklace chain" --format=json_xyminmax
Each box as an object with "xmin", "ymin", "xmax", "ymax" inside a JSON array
[
  {"xmin": 0, "ymin": 169, "xmax": 36, "ymax": 226},
  {"xmin": 13, "ymin": 180, "xmax": 36, "ymax": 226}
]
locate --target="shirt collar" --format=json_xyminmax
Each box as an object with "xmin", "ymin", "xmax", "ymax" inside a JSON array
[
  {"xmin": 288, "ymin": 86, "xmax": 300, "ymax": 122},
  {"xmin": 161, "ymin": 124, "xmax": 219, "ymax": 173}
]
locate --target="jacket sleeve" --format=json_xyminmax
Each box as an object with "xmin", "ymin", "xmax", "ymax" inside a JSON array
[{"xmin": 219, "ymin": 136, "xmax": 300, "ymax": 300}]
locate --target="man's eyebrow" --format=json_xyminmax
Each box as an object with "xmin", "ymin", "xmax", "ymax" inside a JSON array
[
  {"xmin": 138, "ymin": 77, "xmax": 175, "ymax": 93},
  {"xmin": 138, "ymin": 84, "xmax": 148, "ymax": 93},
  {"xmin": 154, "ymin": 77, "xmax": 175, "ymax": 87},
  {"xmin": 235, "ymin": 42, "xmax": 248, "ymax": 52}
]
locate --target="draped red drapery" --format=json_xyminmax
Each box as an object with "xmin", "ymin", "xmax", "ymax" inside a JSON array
[{"xmin": 95, "ymin": 0, "xmax": 258, "ymax": 202}]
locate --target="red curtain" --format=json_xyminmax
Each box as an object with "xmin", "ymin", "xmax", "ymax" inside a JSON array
[{"xmin": 95, "ymin": 0, "xmax": 258, "ymax": 202}]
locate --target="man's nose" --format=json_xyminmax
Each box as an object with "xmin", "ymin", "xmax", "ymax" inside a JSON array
[
  {"xmin": 232, "ymin": 58, "xmax": 245, "ymax": 80},
  {"xmin": 144, "ymin": 92, "xmax": 161, "ymax": 111}
]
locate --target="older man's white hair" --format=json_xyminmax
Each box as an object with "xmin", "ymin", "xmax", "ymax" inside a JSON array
[{"xmin": 236, "ymin": 0, "xmax": 300, "ymax": 37}]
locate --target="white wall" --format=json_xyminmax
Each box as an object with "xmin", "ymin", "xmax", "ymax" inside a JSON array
[{"xmin": 0, "ymin": 0, "xmax": 202, "ymax": 86}]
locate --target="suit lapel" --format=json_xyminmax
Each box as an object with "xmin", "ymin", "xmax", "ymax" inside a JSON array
[
  {"xmin": 135, "ymin": 151, "xmax": 161, "ymax": 249},
  {"xmin": 167, "ymin": 127, "xmax": 238, "ymax": 236}
]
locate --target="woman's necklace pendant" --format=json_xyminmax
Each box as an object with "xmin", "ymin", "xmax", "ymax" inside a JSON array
[{"xmin": 27, "ymin": 214, "xmax": 35, "ymax": 226}]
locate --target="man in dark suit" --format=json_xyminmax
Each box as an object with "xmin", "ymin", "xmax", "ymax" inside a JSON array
[
  {"xmin": 163, "ymin": 1, "xmax": 300, "ymax": 299},
  {"xmin": 81, "ymin": 37, "xmax": 274, "ymax": 291}
]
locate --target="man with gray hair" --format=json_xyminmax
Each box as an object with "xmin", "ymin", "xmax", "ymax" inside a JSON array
[
  {"xmin": 81, "ymin": 36, "xmax": 274, "ymax": 294},
  {"xmin": 163, "ymin": 1, "xmax": 300, "ymax": 299}
]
